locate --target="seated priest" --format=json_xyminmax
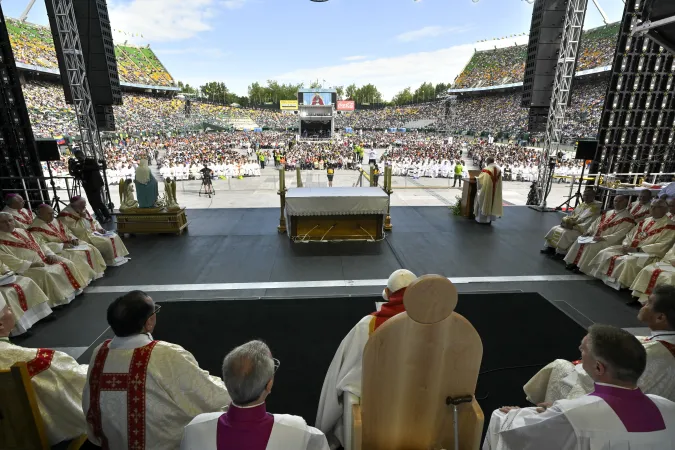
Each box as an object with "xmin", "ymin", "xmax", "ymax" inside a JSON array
[
  {"xmin": 181, "ymin": 340, "xmax": 330, "ymax": 450},
  {"xmin": 629, "ymin": 189, "xmax": 654, "ymax": 221},
  {"xmin": 30, "ymin": 204, "xmax": 106, "ymax": 280},
  {"xmin": 0, "ymin": 298, "xmax": 89, "ymax": 445},
  {"xmin": 589, "ymin": 198, "xmax": 675, "ymax": 290},
  {"xmin": 668, "ymin": 197, "xmax": 675, "ymax": 220},
  {"xmin": 83, "ymin": 290, "xmax": 231, "ymax": 449},
  {"xmin": 563, "ymin": 195, "xmax": 635, "ymax": 274},
  {"xmin": 483, "ymin": 325, "xmax": 675, "ymax": 450},
  {"xmin": 0, "ymin": 259, "xmax": 52, "ymax": 335},
  {"xmin": 524, "ymin": 285, "xmax": 675, "ymax": 406},
  {"xmin": 58, "ymin": 196, "xmax": 129, "ymax": 266},
  {"xmin": 0, "ymin": 212, "xmax": 89, "ymax": 307},
  {"xmin": 315, "ymin": 269, "xmax": 417, "ymax": 447},
  {"xmin": 2, "ymin": 193, "xmax": 35, "ymax": 229},
  {"xmin": 630, "ymin": 241, "xmax": 675, "ymax": 305},
  {"xmin": 541, "ymin": 188, "xmax": 601, "ymax": 257}
]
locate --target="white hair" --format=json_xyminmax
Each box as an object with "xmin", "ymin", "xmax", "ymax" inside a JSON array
[{"xmin": 222, "ymin": 340, "xmax": 275, "ymax": 405}]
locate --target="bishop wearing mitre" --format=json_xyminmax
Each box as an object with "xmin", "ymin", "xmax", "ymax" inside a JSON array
[
  {"xmin": 315, "ymin": 269, "xmax": 417, "ymax": 447},
  {"xmin": 589, "ymin": 198, "xmax": 675, "ymax": 290},
  {"xmin": 0, "ymin": 260, "xmax": 52, "ymax": 335},
  {"xmin": 58, "ymin": 196, "xmax": 129, "ymax": 266},
  {"xmin": 474, "ymin": 157, "xmax": 503, "ymax": 224},
  {"xmin": 563, "ymin": 195, "xmax": 635, "ymax": 273},
  {"xmin": 0, "ymin": 212, "xmax": 89, "ymax": 307},
  {"xmin": 0, "ymin": 298, "xmax": 88, "ymax": 445},
  {"xmin": 542, "ymin": 188, "xmax": 601, "ymax": 257},
  {"xmin": 2, "ymin": 193, "xmax": 34, "ymax": 229},
  {"xmin": 30, "ymin": 204, "xmax": 106, "ymax": 280}
]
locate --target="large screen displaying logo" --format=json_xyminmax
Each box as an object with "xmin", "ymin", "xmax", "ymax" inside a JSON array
[
  {"xmin": 337, "ymin": 100, "xmax": 355, "ymax": 111},
  {"xmin": 302, "ymin": 92, "xmax": 333, "ymax": 106}
]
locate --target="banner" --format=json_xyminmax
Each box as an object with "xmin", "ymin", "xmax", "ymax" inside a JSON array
[
  {"xmin": 280, "ymin": 100, "xmax": 299, "ymax": 110},
  {"xmin": 337, "ymin": 100, "xmax": 355, "ymax": 111}
]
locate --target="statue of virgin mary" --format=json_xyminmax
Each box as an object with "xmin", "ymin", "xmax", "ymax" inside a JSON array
[{"xmin": 134, "ymin": 159, "xmax": 159, "ymax": 208}]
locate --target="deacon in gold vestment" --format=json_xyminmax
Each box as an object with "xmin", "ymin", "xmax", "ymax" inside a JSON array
[
  {"xmin": 58, "ymin": 196, "xmax": 129, "ymax": 267},
  {"xmin": 542, "ymin": 188, "xmax": 602, "ymax": 256},
  {"xmin": 589, "ymin": 199, "xmax": 675, "ymax": 290},
  {"xmin": 0, "ymin": 260, "xmax": 52, "ymax": 335},
  {"xmin": 0, "ymin": 299, "xmax": 88, "ymax": 445},
  {"xmin": 2, "ymin": 193, "xmax": 34, "ymax": 229},
  {"xmin": 29, "ymin": 204, "xmax": 106, "ymax": 280}
]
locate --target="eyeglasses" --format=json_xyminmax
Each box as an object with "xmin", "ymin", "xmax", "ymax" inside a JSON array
[
  {"xmin": 147, "ymin": 303, "xmax": 161, "ymax": 321},
  {"xmin": 272, "ymin": 358, "xmax": 281, "ymax": 373}
]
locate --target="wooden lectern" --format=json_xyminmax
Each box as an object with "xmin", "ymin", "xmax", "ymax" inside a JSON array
[
  {"xmin": 460, "ymin": 170, "xmax": 481, "ymax": 219},
  {"xmin": 350, "ymin": 275, "xmax": 484, "ymax": 450}
]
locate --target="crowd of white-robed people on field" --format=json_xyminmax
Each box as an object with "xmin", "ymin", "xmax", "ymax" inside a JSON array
[{"xmin": 2, "ymin": 267, "xmax": 675, "ymax": 449}]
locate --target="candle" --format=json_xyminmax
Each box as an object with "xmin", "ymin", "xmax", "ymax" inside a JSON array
[{"xmin": 279, "ymin": 168, "xmax": 285, "ymax": 191}]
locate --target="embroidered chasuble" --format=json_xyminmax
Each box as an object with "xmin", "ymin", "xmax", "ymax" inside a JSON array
[
  {"xmin": 631, "ymin": 243, "xmax": 675, "ymax": 304},
  {"xmin": 544, "ymin": 201, "xmax": 602, "ymax": 254},
  {"xmin": 2, "ymin": 205, "xmax": 34, "ymax": 229},
  {"xmin": 58, "ymin": 205, "xmax": 129, "ymax": 266},
  {"xmin": 629, "ymin": 201, "xmax": 651, "ymax": 221},
  {"xmin": 0, "ymin": 338, "xmax": 88, "ymax": 445},
  {"xmin": 83, "ymin": 335, "xmax": 231, "ymax": 450},
  {"xmin": 0, "ymin": 228, "xmax": 89, "ymax": 307},
  {"xmin": 0, "ymin": 261, "xmax": 52, "ymax": 335},
  {"xmin": 474, "ymin": 164, "xmax": 503, "ymax": 223}
]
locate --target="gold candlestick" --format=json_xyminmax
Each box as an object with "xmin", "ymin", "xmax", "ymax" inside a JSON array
[
  {"xmin": 384, "ymin": 165, "xmax": 393, "ymax": 231},
  {"xmin": 278, "ymin": 188, "xmax": 287, "ymax": 233}
]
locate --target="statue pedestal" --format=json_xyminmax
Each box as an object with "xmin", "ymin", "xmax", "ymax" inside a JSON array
[{"xmin": 115, "ymin": 208, "xmax": 188, "ymax": 235}]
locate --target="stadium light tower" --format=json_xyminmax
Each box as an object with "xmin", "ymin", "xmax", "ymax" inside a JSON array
[{"xmin": 19, "ymin": 0, "xmax": 37, "ymax": 21}]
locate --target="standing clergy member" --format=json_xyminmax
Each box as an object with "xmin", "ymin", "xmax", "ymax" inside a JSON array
[
  {"xmin": 523, "ymin": 286, "xmax": 675, "ymax": 405},
  {"xmin": 2, "ymin": 193, "xmax": 34, "ymax": 229},
  {"xmin": 630, "ymin": 241, "xmax": 675, "ymax": 305},
  {"xmin": 59, "ymin": 196, "xmax": 129, "ymax": 266},
  {"xmin": 0, "ymin": 299, "xmax": 88, "ymax": 445},
  {"xmin": 630, "ymin": 189, "xmax": 654, "ymax": 221},
  {"xmin": 0, "ymin": 259, "xmax": 52, "ymax": 335},
  {"xmin": 83, "ymin": 290, "xmax": 231, "ymax": 449},
  {"xmin": 0, "ymin": 213, "xmax": 88, "ymax": 307},
  {"xmin": 589, "ymin": 198, "xmax": 675, "ymax": 290},
  {"xmin": 542, "ymin": 188, "xmax": 601, "ymax": 257},
  {"xmin": 563, "ymin": 195, "xmax": 635, "ymax": 273},
  {"xmin": 30, "ymin": 204, "xmax": 106, "ymax": 280},
  {"xmin": 474, "ymin": 157, "xmax": 503, "ymax": 224},
  {"xmin": 483, "ymin": 325, "xmax": 675, "ymax": 450},
  {"xmin": 181, "ymin": 340, "xmax": 330, "ymax": 450},
  {"xmin": 315, "ymin": 269, "xmax": 417, "ymax": 447}
]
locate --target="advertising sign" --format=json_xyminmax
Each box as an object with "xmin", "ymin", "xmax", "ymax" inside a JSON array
[
  {"xmin": 337, "ymin": 100, "xmax": 356, "ymax": 111},
  {"xmin": 280, "ymin": 100, "xmax": 299, "ymax": 110}
]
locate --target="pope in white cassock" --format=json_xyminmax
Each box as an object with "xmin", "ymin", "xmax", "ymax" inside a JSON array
[
  {"xmin": 475, "ymin": 157, "xmax": 503, "ymax": 224},
  {"xmin": 2, "ymin": 193, "xmax": 35, "ymax": 229},
  {"xmin": 83, "ymin": 290, "xmax": 232, "ymax": 450},
  {"xmin": 589, "ymin": 198, "xmax": 675, "ymax": 290},
  {"xmin": 563, "ymin": 195, "xmax": 635, "ymax": 273},
  {"xmin": 0, "ymin": 260, "xmax": 52, "ymax": 335},
  {"xmin": 0, "ymin": 298, "xmax": 89, "ymax": 445},
  {"xmin": 524, "ymin": 285, "xmax": 675, "ymax": 406},
  {"xmin": 29, "ymin": 204, "xmax": 106, "ymax": 280},
  {"xmin": 542, "ymin": 188, "xmax": 602, "ymax": 256},
  {"xmin": 0, "ymin": 212, "xmax": 89, "ymax": 307},
  {"xmin": 315, "ymin": 269, "xmax": 418, "ymax": 447},
  {"xmin": 182, "ymin": 340, "xmax": 329, "ymax": 450},
  {"xmin": 483, "ymin": 325, "xmax": 675, "ymax": 450},
  {"xmin": 58, "ymin": 196, "xmax": 129, "ymax": 267}
]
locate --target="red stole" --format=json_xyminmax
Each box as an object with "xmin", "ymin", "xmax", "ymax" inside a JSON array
[
  {"xmin": 370, "ymin": 288, "xmax": 407, "ymax": 332},
  {"xmin": 27, "ymin": 349, "xmax": 55, "ymax": 378},
  {"xmin": 28, "ymin": 220, "xmax": 69, "ymax": 243}
]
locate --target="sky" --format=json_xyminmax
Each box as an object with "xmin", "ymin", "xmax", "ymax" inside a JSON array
[{"xmin": 3, "ymin": 0, "xmax": 627, "ymax": 100}]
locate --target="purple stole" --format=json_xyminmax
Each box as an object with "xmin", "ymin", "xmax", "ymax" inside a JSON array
[
  {"xmin": 216, "ymin": 403, "xmax": 274, "ymax": 450},
  {"xmin": 589, "ymin": 384, "xmax": 666, "ymax": 432}
]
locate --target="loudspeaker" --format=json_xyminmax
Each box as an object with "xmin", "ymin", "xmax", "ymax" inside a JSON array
[
  {"xmin": 94, "ymin": 104, "xmax": 115, "ymax": 131},
  {"xmin": 36, "ymin": 139, "xmax": 62, "ymax": 162},
  {"xmin": 575, "ymin": 139, "xmax": 598, "ymax": 160}
]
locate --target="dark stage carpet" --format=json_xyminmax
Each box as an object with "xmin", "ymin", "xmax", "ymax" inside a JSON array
[{"xmin": 153, "ymin": 291, "xmax": 587, "ymax": 433}]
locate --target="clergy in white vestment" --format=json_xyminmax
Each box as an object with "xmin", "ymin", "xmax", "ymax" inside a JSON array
[
  {"xmin": 629, "ymin": 189, "xmax": 654, "ymax": 221},
  {"xmin": 182, "ymin": 340, "xmax": 329, "ymax": 450},
  {"xmin": 2, "ymin": 193, "xmax": 35, "ymax": 229},
  {"xmin": 631, "ymin": 242, "xmax": 675, "ymax": 304},
  {"xmin": 83, "ymin": 290, "xmax": 231, "ymax": 450},
  {"xmin": 315, "ymin": 269, "xmax": 418, "ymax": 448},
  {"xmin": 0, "ymin": 260, "xmax": 52, "ymax": 335},
  {"xmin": 667, "ymin": 197, "xmax": 675, "ymax": 220},
  {"xmin": 0, "ymin": 299, "xmax": 88, "ymax": 445},
  {"xmin": 524, "ymin": 286, "xmax": 675, "ymax": 405},
  {"xmin": 542, "ymin": 188, "xmax": 602, "ymax": 256},
  {"xmin": 563, "ymin": 195, "xmax": 635, "ymax": 273},
  {"xmin": 589, "ymin": 199, "xmax": 675, "ymax": 290},
  {"xmin": 0, "ymin": 213, "xmax": 88, "ymax": 307},
  {"xmin": 58, "ymin": 196, "xmax": 129, "ymax": 266},
  {"xmin": 474, "ymin": 157, "xmax": 503, "ymax": 224},
  {"xmin": 30, "ymin": 204, "xmax": 104, "ymax": 281},
  {"xmin": 483, "ymin": 325, "xmax": 675, "ymax": 450}
]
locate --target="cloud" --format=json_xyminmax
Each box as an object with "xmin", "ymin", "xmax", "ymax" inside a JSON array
[
  {"xmin": 396, "ymin": 25, "xmax": 470, "ymax": 43},
  {"xmin": 343, "ymin": 55, "xmax": 368, "ymax": 62},
  {"xmin": 222, "ymin": 0, "xmax": 249, "ymax": 9}
]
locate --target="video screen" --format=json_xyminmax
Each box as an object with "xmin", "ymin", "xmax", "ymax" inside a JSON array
[{"xmin": 301, "ymin": 92, "xmax": 333, "ymax": 106}]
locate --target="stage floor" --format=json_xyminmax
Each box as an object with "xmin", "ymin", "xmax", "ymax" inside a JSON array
[{"xmin": 14, "ymin": 205, "xmax": 644, "ymax": 364}]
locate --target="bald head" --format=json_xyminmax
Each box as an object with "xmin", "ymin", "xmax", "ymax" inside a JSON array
[
  {"xmin": 614, "ymin": 195, "xmax": 629, "ymax": 211},
  {"xmin": 651, "ymin": 198, "xmax": 669, "ymax": 219},
  {"xmin": 0, "ymin": 212, "xmax": 15, "ymax": 233},
  {"xmin": 4, "ymin": 194, "xmax": 24, "ymax": 210},
  {"xmin": 37, "ymin": 204, "xmax": 55, "ymax": 223}
]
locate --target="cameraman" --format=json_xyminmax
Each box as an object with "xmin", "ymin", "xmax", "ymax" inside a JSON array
[
  {"xmin": 69, "ymin": 150, "xmax": 111, "ymax": 223},
  {"xmin": 200, "ymin": 163, "xmax": 214, "ymax": 195}
]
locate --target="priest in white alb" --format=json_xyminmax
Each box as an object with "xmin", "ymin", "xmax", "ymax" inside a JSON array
[
  {"xmin": 589, "ymin": 198, "xmax": 675, "ymax": 290},
  {"xmin": 630, "ymin": 241, "xmax": 675, "ymax": 305},
  {"xmin": 542, "ymin": 188, "xmax": 601, "ymax": 257},
  {"xmin": 523, "ymin": 285, "xmax": 675, "ymax": 406},
  {"xmin": 629, "ymin": 189, "xmax": 654, "ymax": 221},
  {"xmin": 0, "ymin": 259, "xmax": 52, "ymax": 335},
  {"xmin": 483, "ymin": 325, "xmax": 675, "ymax": 450},
  {"xmin": 2, "ymin": 193, "xmax": 34, "ymax": 229},
  {"xmin": 58, "ymin": 196, "xmax": 129, "ymax": 266},
  {"xmin": 83, "ymin": 290, "xmax": 232, "ymax": 449},
  {"xmin": 0, "ymin": 298, "xmax": 89, "ymax": 445},
  {"xmin": 563, "ymin": 195, "xmax": 635, "ymax": 274},
  {"xmin": 315, "ymin": 269, "xmax": 417, "ymax": 448},
  {"xmin": 182, "ymin": 340, "xmax": 329, "ymax": 450},
  {"xmin": 29, "ymin": 204, "xmax": 105, "ymax": 280},
  {"xmin": 475, "ymin": 157, "xmax": 503, "ymax": 224},
  {"xmin": 0, "ymin": 212, "xmax": 89, "ymax": 307}
]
